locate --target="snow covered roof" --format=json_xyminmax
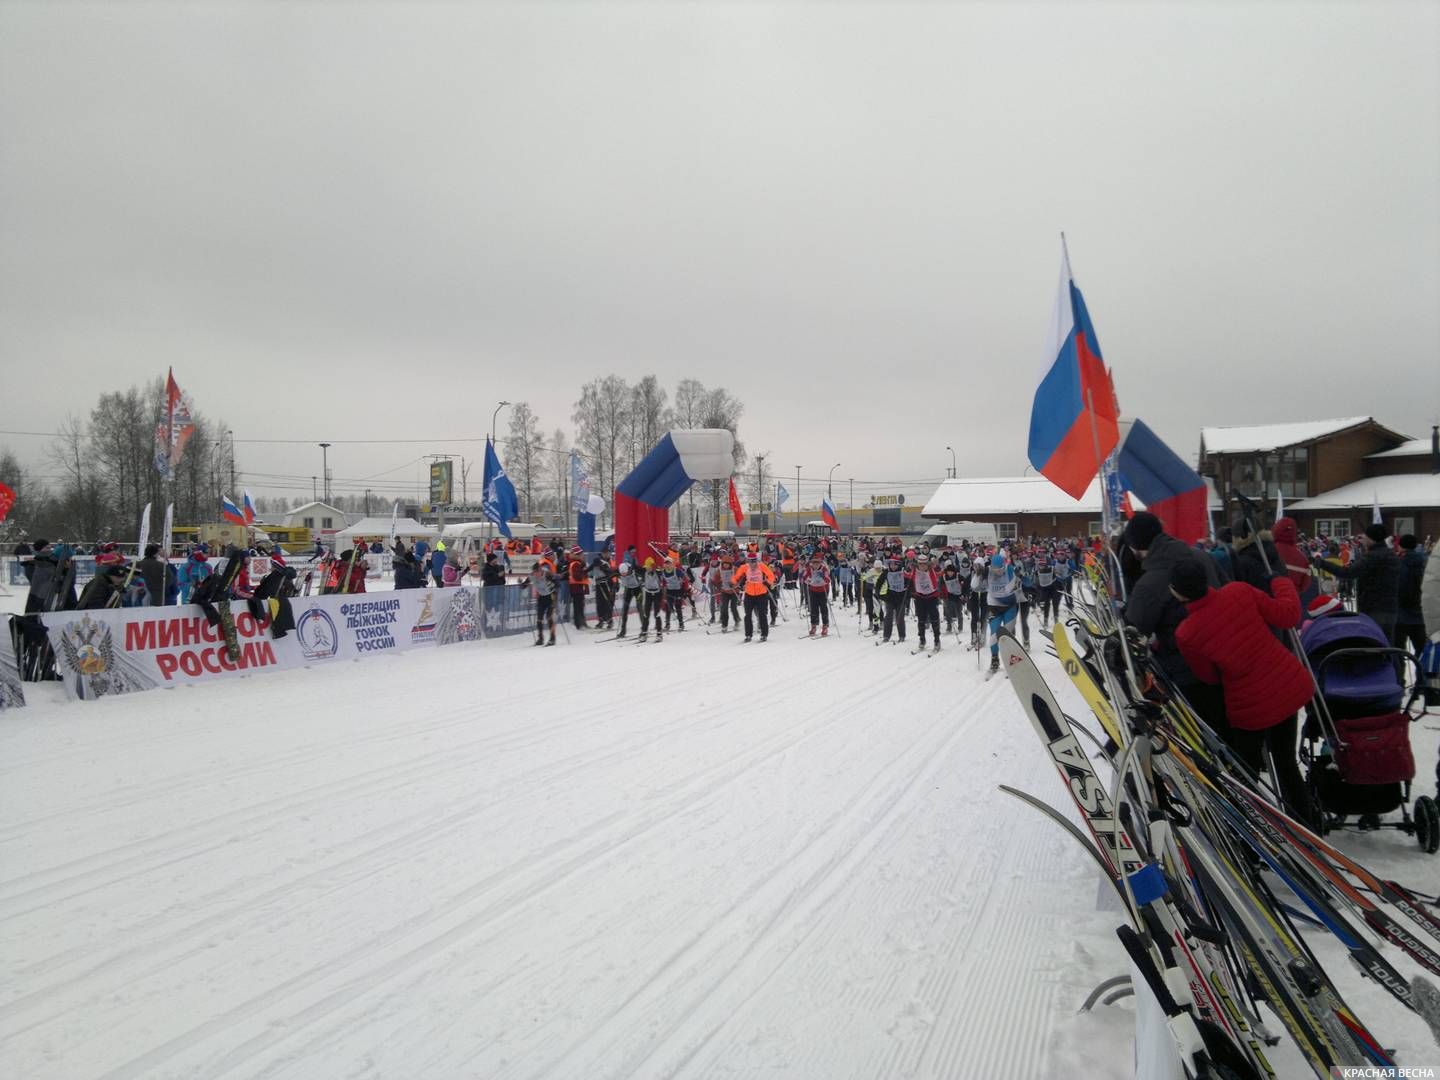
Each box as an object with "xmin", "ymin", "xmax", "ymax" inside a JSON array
[
  {"xmin": 1199, "ymin": 417, "xmax": 1381, "ymax": 456},
  {"xmin": 333, "ymin": 516, "xmax": 437, "ymax": 539},
  {"xmin": 1290, "ymin": 473, "xmax": 1440, "ymax": 511},
  {"xmin": 1366, "ymin": 438, "xmax": 1433, "ymax": 460},
  {"xmin": 281, "ymin": 500, "xmax": 348, "ymax": 518},
  {"xmin": 921, "ymin": 477, "xmax": 1104, "ymax": 516}
]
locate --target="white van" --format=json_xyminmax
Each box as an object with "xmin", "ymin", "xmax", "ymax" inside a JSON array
[
  {"xmin": 921, "ymin": 521, "xmax": 997, "ymax": 548},
  {"xmin": 441, "ymin": 521, "xmax": 548, "ymax": 576}
]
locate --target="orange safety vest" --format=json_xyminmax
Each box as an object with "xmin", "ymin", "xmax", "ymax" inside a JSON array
[{"xmin": 733, "ymin": 561, "xmax": 776, "ymax": 596}]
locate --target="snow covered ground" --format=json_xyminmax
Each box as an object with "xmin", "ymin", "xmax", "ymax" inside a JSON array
[{"xmin": 2, "ymin": 587, "xmax": 1437, "ymax": 1079}]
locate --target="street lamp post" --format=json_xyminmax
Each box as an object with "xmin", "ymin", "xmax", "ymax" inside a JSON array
[
  {"xmin": 794, "ymin": 466, "xmax": 802, "ymax": 535},
  {"xmin": 946, "ymin": 446, "xmax": 956, "ymax": 479},
  {"xmin": 828, "ymin": 462, "xmax": 840, "ymax": 503},
  {"xmin": 228, "ymin": 429, "xmax": 236, "ymax": 493},
  {"xmin": 755, "ymin": 454, "xmax": 765, "ymax": 533},
  {"xmin": 319, "ymin": 443, "xmax": 331, "ymax": 503},
  {"xmin": 491, "ymin": 401, "xmax": 511, "ymax": 446},
  {"xmin": 849, "ymin": 478, "xmax": 854, "ymax": 535}
]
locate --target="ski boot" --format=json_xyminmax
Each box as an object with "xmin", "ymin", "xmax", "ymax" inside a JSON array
[
  {"xmin": 821, "ymin": 625, "xmax": 828, "ymax": 637},
  {"xmin": 932, "ymin": 641, "xmax": 940, "ymax": 653},
  {"xmin": 638, "ymin": 631, "xmax": 648, "ymax": 642},
  {"xmin": 546, "ymin": 635, "xmax": 556, "ymax": 647},
  {"xmin": 990, "ymin": 655, "xmax": 1000, "ymax": 673},
  {"xmin": 533, "ymin": 637, "xmax": 544, "ymax": 647},
  {"xmin": 808, "ymin": 625, "xmax": 816, "ymax": 637}
]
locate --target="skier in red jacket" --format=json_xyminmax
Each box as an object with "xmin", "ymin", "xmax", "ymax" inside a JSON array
[{"xmin": 1170, "ymin": 557, "xmax": 1316, "ymax": 825}]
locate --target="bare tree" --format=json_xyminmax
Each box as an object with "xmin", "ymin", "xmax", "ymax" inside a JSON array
[
  {"xmin": 505, "ymin": 402, "xmax": 544, "ymax": 520},
  {"xmin": 700, "ymin": 386, "xmax": 746, "ymax": 531},
  {"xmin": 572, "ymin": 376, "xmax": 630, "ymax": 515},
  {"xmin": 549, "ymin": 428, "xmax": 570, "ymax": 527},
  {"xmin": 50, "ymin": 414, "xmax": 108, "ymax": 540}
]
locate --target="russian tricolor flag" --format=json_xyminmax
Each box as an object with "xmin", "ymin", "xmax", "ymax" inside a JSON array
[
  {"xmin": 820, "ymin": 498, "xmax": 839, "ymax": 531},
  {"xmin": 1115, "ymin": 419, "xmax": 1208, "ymax": 545},
  {"xmin": 220, "ymin": 494, "xmax": 247, "ymax": 527},
  {"xmin": 242, "ymin": 489, "xmax": 257, "ymax": 525},
  {"xmin": 1027, "ymin": 249, "xmax": 1119, "ymax": 499}
]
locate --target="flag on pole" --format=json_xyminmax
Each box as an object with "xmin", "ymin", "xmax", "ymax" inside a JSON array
[
  {"xmin": 242, "ymin": 489, "xmax": 257, "ymax": 525},
  {"xmin": 1027, "ymin": 244, "xmax": 1119, "ymax": 498},
  {"xmin": 570, "ymin": 450, "xmax": 592, "ymax": 514},
  {"xmin": 1276, "ymin": 488, "xmax": 1284, "ymax": 521},
  {"xmin": 1114, "ymin": 419, "xmax": 1208, "ymax": 545},
  {"xmin": 776, "ymin": 483, "xmax": 790, "ymax": 509},
  {"xmin": 482, "ymin": 438, "xmax": 518, "ymax": 539},
  {"xmin": 152, "ymin": 368, "xmax": 196, "ymax": 481},
  {"xmin": 0, "ymin": 481, "xmax": 15, "ymax": 524},
  {"xmin": 220, "ymin": 494, "xmax": 246, "ymax": 526},
  {"xmin": 389, "ymin": 501, "xmax": 400, "ymax": 542},
  {"xmin": 137, "ymin": 502, "xmax": 152, "ymax": 557},
  {"xmin": 1372, "ymin": 491, "xmax": 1382, "ymax": 525},
  {"xmin": 820, "ymin": 497, "xmax": 839, "ymax": 531},
  {"xmin": 727, "ymin": 477, "xmax": 744, "ymax": 528},
  {"xmin": 161, "ymin": 503, "xmax": 174, "ymax": 556}
]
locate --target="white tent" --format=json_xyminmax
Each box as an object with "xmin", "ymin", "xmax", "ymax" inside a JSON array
[{"xmin": 332, "ymin": 517, "xmax": 437, "ymax": 542}]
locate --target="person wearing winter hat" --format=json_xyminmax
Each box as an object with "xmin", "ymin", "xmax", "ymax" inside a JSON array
[
  {"xmin": 1170, "ymin": 556, "xmax": 1317, "ymax": 826},
  {"xmin": 1122, "ymin": 510, "xmax": 1226, "ymax": 727},
  {"xmin": 1311, "ymin": 522, "xmax": 1401, "ymax": 642}
]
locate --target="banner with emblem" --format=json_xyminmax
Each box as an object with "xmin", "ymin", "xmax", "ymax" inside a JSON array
[{"xmin": 42, "ymin": 587, "xmax": 495, "ymax": 701}]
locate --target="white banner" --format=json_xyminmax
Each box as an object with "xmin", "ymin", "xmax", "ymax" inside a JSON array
[{"xmin": 42, "ymin": 586, "xmax": 486, "ymax": 701}]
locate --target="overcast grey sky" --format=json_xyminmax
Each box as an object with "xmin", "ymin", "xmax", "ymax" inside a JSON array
[{"xmin": 2, "ymin": 0, "xmax": 1437, "ymax": 508}]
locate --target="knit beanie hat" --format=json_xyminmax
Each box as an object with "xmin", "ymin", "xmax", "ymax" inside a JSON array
[
  {"xmin": 1123, "ymin": 512, "xmax": 1164, "ymax": 551},
  {"xmin": 1364, "ymin": 523, "xmax": 1389, "ymax": 544},
  {"xmin": 1169, "ymin": 557, "xmax": 1210, "ymax": 601}
]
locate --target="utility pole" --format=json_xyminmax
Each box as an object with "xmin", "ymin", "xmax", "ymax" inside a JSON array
[
  {"xmin": 849, "ymin": 478, "xmax": 854, "ymax": 535},
  {"xmin": 319, "ymin": 443, "xmax": 331, "ymax": 503},
  {"xmin": 228, "ymin": 429, "xmax": 236, "ymax": 494},
  {"xmin": 365, "ymin": 489, "xmax": 372, "ymax": 516}
]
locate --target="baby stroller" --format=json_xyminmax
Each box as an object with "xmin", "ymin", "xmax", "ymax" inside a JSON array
[{"xmin": 1300, "ymin": 611, "xmax": 1437, "ymax": 853}]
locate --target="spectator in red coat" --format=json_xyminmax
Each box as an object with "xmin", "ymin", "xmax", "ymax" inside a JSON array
[
  {"xmin": 1271, "ymin": 516, "xmax": 1316, "ymax": 614},
  {"xmin": 1170, "ymin": 557, "xmax": 1316, "ymax": 825}
]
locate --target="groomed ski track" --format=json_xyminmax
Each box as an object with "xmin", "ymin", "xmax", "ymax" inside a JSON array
[{"xmin": 1, "ymin": 614, "xmax": 1434, "ymax": 1078}]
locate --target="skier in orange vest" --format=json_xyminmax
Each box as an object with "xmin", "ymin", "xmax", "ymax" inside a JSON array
[{"xmin": 731, "ymin": 549, "xmax": 777, "ymax": 642}]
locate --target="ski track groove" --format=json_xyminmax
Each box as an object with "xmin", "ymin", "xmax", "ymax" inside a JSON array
[
  {"xmin": 0, "ymin": 646, "xmax": 819, "ymax": 913},
  {"xmin": 0, "ymin": 630, "xmax": 1140, "ymax": 1080},
  {"xmin": 217, "ymin": 669, "xmax": 913, "ymax": 1080},
  {"xmin": 67, "ymin": 652, "xmax": 887, "ymax": 1079},
  {"xmin": 627, "ymin": 701, "xmax": 990, "ymax": 1080},
  {"xmin": 1, "ymin": 652, "xmax": 864, "ymax": 1032},
  {"xmin": 0, "ymin": 666, "xmax": 642, "ymax": 834}
]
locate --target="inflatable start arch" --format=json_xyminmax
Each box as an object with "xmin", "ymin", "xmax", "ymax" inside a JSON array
[{"xmin": 613, "ymin": 429, "xmax": 735, "ymax": 563}]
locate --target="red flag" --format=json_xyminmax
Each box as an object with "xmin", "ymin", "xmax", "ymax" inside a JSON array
[
  {"xmin": 727, "ymin": 477, "xmax": 744, "ymax": 529},
  {"xmin": 0, "ymin": 481, "xmax": 15, "ymax": 523}
]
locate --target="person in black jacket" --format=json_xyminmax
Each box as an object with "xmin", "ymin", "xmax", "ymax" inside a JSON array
[
  {"xmin": 1311, "ymin": 523, "xmax": 1401, "ymax": 642},
  {"xmin": 1229, "ymin": 519, "xmax": 1282, "ymax": 594},
  {"xmin": 1394, "ymin": 534, "xmax": 1427, "ymax": 657},
  {"xmin": 136, "ymin": 544, "xmax": 175, "ymax": 607},
  {"xmin": 392, "ymin": 542, "xmax": 425, "ymax": 589},
  {"xmin": 76, "ymin": 562, "xmax": 130, "ymax": 610},
  {"xmin": 1120, "ymin": 512, "xmax": 1225, "ymax": 729},
  {"xmin": 480, "ymin": 553, "xmax": 506, "ymax": 587}
]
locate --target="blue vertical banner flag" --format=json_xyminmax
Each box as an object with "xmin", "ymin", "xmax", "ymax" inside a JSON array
[
  {"xmin": 570, "ymin": 450, "xmax": 591, "ymax": 515},
  {"xmin": 776, "ymin": 483, "xmax": 790, "ymax": 509},
  {"xmin": 483, "ymin": 438, "xmax": 518, "ymax": 539}
]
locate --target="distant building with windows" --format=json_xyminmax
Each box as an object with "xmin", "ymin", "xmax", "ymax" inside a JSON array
[
  {"xmin": 276, "ymin": 500, "xmax": 350, "ymax": 537},
  {"xmin": 920, "ymin": 477, "xmax": 1109, "ymax": 541},
  {"xmin": 1199, "ymin": 417, "xmax": 1438, "ymax": 540}
]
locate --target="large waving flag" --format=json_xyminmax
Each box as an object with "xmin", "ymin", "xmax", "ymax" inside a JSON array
[
  {"xmin": 1028, "ymin": 247, "xmax": 1119, "ymax": 498},
  {"xmin": 220, "ymin": 494, "xmax": 247, "ymax": 527},
  {"xmin": 241, "ymin": 489, "xmax": 257, "ymax": 524},
  {"xmin": 152, "ymin": 368, "xmax": 196, "ymax": 481},
  {"xmin": 820, "ymin": 497, "xmax": 839, "ymax": 531},
  {"xmin": 1115, "ymin": 419, "xmax": 1208, "ymax": 544},
  {"xmin": 727, "ymin": 477, "xmax": 744, "ymax": 529},
  {"xmin": 482, "ymin": 438, "xmax": 518, "ymax": 539}
]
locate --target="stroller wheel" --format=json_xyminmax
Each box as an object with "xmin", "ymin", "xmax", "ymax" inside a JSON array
[{"xmin": 1415, "ymin": 796, "xmax": 1440, "ymax": 854}]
